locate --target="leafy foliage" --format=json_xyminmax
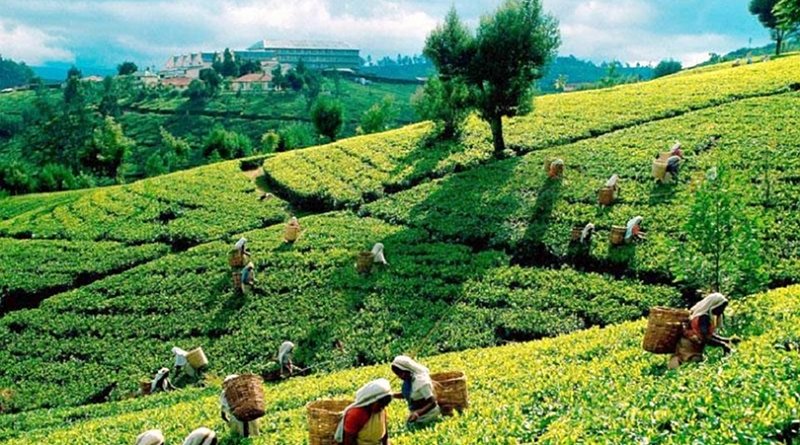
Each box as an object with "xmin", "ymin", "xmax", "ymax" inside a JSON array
[
  {"xmin": 653, "ymin": 59, "xmax": 683, "ymax": 78},
  {"xmin": 311, "ymin": 97, "xmax": 344, "ymax": 142},
  {"xmin": 4, "ymin": 284, "xmax": 799, "ymax": 444}
]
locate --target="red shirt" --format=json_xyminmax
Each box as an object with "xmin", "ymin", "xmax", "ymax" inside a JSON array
[{"xmin": 343, "ymin": 407, "xmax": 371, "ymax": 434}]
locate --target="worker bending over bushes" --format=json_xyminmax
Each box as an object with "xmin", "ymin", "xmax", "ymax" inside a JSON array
[
  {"xmin": 391, "ymin": 355, "xmax": 440, "ymax": 426},
  {"xmin": 220, "ymin": 374, "xmax": 260, "ymax": 437},
  {"xmin": 182, "ymin": 427, "xmax": 217, "ymax": 445},
  {"xmin": 336, "ymin": 379, "xmax": 393, "ymax": 445},
  {"xmin": 150, "ymin": 367, "xmax": 175, "ymax": 393},
  {"xmin": 136, "ymin": 430, "xmax": 165, "ymax": 445},
  {"xmin": 624, "ymin": 216, "xmax": 646, "ymax": 242},
  {"xmin": 669, "ymin": 292, "xmax": 738, "ymax": 369},
  {"xmin": 278, "ymin": 341, "xmax": 296, "ymax": 377}
]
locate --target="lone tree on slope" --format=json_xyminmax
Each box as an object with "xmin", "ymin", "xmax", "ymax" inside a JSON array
[{"xmin": 750, "ymin": 0, "xmax": 791, "ymax": 55}]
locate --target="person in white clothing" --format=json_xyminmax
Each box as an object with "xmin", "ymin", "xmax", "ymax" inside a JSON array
[
  {"xmin": 135, "ymin": 429, "xmax": 165, "ymax": 445},
  {"xmin": 391, "ymin": 355, "xmax": 440, "ymax": 425},
  {"xmin": 151, "ymin": 367, "xmax": 175, "ymax": 393},
  {"xmin": 371, "ymin": 243, "xmax": 388, "ymax": 265},
  {"xmin": 278, "ymin": 341, "xmax": 296, "ymax": 377},
  {"xmin": 172, "ymin": 346, "xmax": 196, "ymax": 380},
  {"xmin": 220, "ymin": 375, "xmax": 260, "ymax": 437},
  {"xmin": 182, "ymin": 427, "xmax": 217, "ymax": 445}
]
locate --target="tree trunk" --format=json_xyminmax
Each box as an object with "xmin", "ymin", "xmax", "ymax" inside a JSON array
[
  {"xmin": 489, "ymin": 115, "xmax": 505, "ymax": 157},
  {"xmin": 776, "ymin": 32, "xmax": 783, "ymax": 56}
]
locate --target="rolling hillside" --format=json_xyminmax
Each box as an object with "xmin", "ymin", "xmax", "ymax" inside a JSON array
[{"xmin": 1, "ymin": 54, "xmax": 799, "ymax": 444}]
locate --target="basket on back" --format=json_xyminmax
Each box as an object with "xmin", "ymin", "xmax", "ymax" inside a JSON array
[
  {"xmin": 306, "ymin": 399, "xmax": 352, "ymax": 445},
  {"xmin": 284, "ymin": 225, "xmax": 300, "ymax": 242},
  {"xmin": 431, "ymin": 371, "xmax": 468, "ymax": 416},
  {"xmin": 598, "ymin": 186, "xmax": 615, "ymax": 206},
  {"xmin": 223, "ymin": 374, "xmax": 266, "ymax": 422},
  {"xmin": 232, "ymin": 272, "xmax": 242, "ymax": 289},
  {"xmin": 642, "ymin": 307, "xmax": 690, "ymax": 354},
  {"xmin": 356, "ymin": 251, "xmax": 374, "ymax": 274},
  {"xmin": 228, "ymin": 249, "xmax": 247, "ymax": 268},
  {"xmin": 652, "ymin": 160, "xmax": 667, "ymax": 181},
  {"xmin": 609, "ymin": 226, "xmax": 626, "ymax": 246},
  {"xmin": 139, "ymin": 380, "xmax": 151, "ymax": 396},
  {"xmin": 186, "ymin": 347, "xmax": 208, "ymax": 370}
]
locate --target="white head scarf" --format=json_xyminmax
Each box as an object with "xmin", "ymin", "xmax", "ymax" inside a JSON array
[
  {"xmin": 135, "ymin": 429, "xmax": 165, "ymax": 445},
  {"xmin": 391, "ymin": 355, "xmax": 432, "ymax": 395},
  {"xmin": 580, "ymin": 223, "xmax": 595, "ymax": 243},
  {"xmin": 289, "ymin": 217, "xmax": 299, "ymax": 225},
  {"xmin": 172, "ymin": 346, "xmax": 188, "ymax": 367},
  {"xmin": 182, "ymin": 427, "xmax": 217, "ymax": 445},
  {"xmin": 278, "ymin": 341, "xmax": 295, "ymax": 365},
  {"xmin": 670, "ymin": 141, "xmax": 681, "ymax": 154},
  {"xmin": 690, "ymin": 292, "xmax": 728, "ymax": 325},
  {"xmin": 605, "ymin": 174, "xmax": 619, "ymax": 189},
  {"xmin": 334, "ymin": 378, "xmax": 392, "ymax": 442},
  {"xmin": 234, "ymin": 237, "xmax": 247, "ymax": 251},
  {"xmin": 371, "ymin": 243, "xmax": 387, "ymax": 264},
  {"xmin": 625, "ymin": 216, "xmax": 643, "ymax": 240},
  {"xmin": 151, "ymin": 367, "xmax": 170, "ymax": 393}
]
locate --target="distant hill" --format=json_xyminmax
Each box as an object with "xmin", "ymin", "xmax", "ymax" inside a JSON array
[
  {"xmin": 30, "ymin": 63, "xmax": 116, "ymax": 83},
  {"xmin": 357, "ymin": 55, "xmax": 654, "ymax": 91}
]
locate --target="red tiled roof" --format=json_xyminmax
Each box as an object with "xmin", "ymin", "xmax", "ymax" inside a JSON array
[
  {"xmin": 234, "ymin": 72, "xmax": 273, "ymax": 83},
  {"xmin": 161, "ymin": 77, "xmax": 192, "ymax": 87}
]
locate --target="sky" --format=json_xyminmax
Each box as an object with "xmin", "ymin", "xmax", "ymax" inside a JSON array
[{"xmin": 0, "ymin": 0, "xmax": 773, "ymax": 69}]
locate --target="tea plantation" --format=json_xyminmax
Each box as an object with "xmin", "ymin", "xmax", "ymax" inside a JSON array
[{"xmin": 1, "ymin": 55, "xmax": 799, "ymax": 444}]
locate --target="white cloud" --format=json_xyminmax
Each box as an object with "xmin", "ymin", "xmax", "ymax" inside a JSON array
[{"xmin": 0, "ymin": 19, "xmax": 74, "ymax": 64}]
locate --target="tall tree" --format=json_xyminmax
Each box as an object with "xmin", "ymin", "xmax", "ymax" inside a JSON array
[
  {"xmin": 221, "ymin": 48, "xmax": 239, "ymax": 77},
  {"xmin": 774, "ymin": 0, "xmax": 800, "ymax": 38},
  {"xmin": 422, "ymin": 6, "xmax": 476, "ymax": 137},
  {"xmin": 672, "ymin": 166, "xmax": 767, "ymax": 297},
  {"xmin": 750, "ymin": 0, "xmax": 789, "ymax": 55},
  {"xmin": 468, "ymin": 0, "xmax": 560, "ymax": 156},
  {"xmin": 311, "ymin": 97, "xmax": 344, "ymax": 142},
  {"xmin": 653, "ymin": 59, "xmax": 682, "ymax": 79},
  {"xmin": 98, "ymin": 76, "xmax": 121, "ymax": 117},
  {"xmin": 117, "ymin": 61, "xmax": 138, "ymax": 76}
]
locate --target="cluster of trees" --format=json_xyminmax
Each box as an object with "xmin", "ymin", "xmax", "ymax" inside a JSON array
[
  {"xmin": 414, "ymin": 0, "xmax": 560, "ymax": 156},
  {"xmin": 652, "ymin": 59, "xmax": 683, "ymax": 79},
  {"xmin": 750, "ymin": 0, "xmax": 800, "ymax": 55},
  {"xmin": 0, "ymin": 68, "xmax": 134, "ymax": 193},
  {"xmin": 0, "ymin": 57, "xmax": 35, "ymax": 89}
]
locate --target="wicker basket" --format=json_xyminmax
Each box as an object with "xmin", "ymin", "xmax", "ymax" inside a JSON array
[
  {"xmin": 306, "ymin": 399, "xmax": 352, "ymax": 445},
  {"xmin": 652, "ymin": 160, "xmax": 667, "ymax": 181},
  {"xmin": 139, "ymin": 380, "xmax": 151, "ymax": 396},
  {"xmin": 356, "ymin": 251, "xmax": 374, "ymax": 274},
  {"xmin": 284, "ymin": 225, "xmax": 300, "ymax": 242},
  {"xmin": 232, "ymin": 272, "xmax": 242, "ymax": 289},
  {"xmin": 228, "ymin": 250, "xmax": 246, "ymax": 268},
  {"xmin": 598, "ymin": 187, "xmax": 615, "ymax": 206},
  {"xmin": 570, "ymin": 227, "xmax": 583, "ymax": 241},
  {"xmin": 186, "ymin": 347, "xmax": 208, "ymax": 370},
  {"xmin": 223, "ymin": 374, "xmax": 266, "ymax": 422},
  {"xmin": 543, "ymin": 159, "xmax": 552, "ymax": 172},
  {"xmin": 431, "ymin": 371, "xmax": 468, "ymax": 416},
  {"xmin": 642, "ymin": 307, "xmax": 690, "ymax": 354},
  {"xmin": 609, "ymin": 226, "xmax": 627, "ymax": 246}
]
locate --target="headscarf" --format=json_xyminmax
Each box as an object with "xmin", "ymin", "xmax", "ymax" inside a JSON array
[
  {"xmin": 371, "ymin": 243, "xmax": 387, "ymax": 265},
  {"xmin": 234, "ymin": 237, "xmax": 247, "ymax": 252},
  {"xmin": 172, "ymin": 346, "xmax": 188, "ymax": 367},
  {"xmin": 605, "ymin": 174, "xmax": 619, "ymax": 189},
  {"xmin": 151, "ymin": 367, "xmax": 170, "ymax": 393},
  {"xmin": 625, "ymin": 216, "xmax": 643, "ymax": 240},
  {"xmin": 690, "ymin": 292, "xmax": 728, "ymax": 326},
  {"xmin": 135, "ymin": 429, "xmax": 165, "ymax": 445},
  {"xmin": 278, "ymin": 341, "xmax": 295, "ymax": 366},
  {"xmin": 670, "ymin": 141, "xmax": 683, "ymax": 158},
  {"xmin": 391, "ymin": 355, "xmax": 432, "ymax": 396},
  {"xmin": 289, "ymin": 217, "xmax": 299, "ymax": 226},
  {"xmin": 334, "ymin": 378, "xmax": 392, "ymax": 442},
  {"xmin": 580, "ymin": 223, "xmax": 595, "ymax": 243},
  {"xmin": 182, "ymin": 427, "xmax": 217, "ymax": 445}
]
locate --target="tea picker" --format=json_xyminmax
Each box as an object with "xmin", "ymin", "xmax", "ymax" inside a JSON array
[
  {"xmin": 220, "ymin": 374, "xmax": 265, "ymax": 437},
  {"xmin": 172, "ymin": 346, "xmax": 209, "ymax": 383},
  {"xmin": 150, "ymin": 367, "xmax": 175, "ymax": 393},
  {"xmin": 182, "ymin": 427, "xmax": 218, "ymax": 445},
  {"xmin": 240, "ymin": 262, "xmax": 256, "ymax": 293},
  {"xmin": 668, "ymin": 292, "xmax": 738, "ymax": 369},
  {"xmin": 391, "ymin": 355, "xmax": 441, "ymax": 425},
  {"xmin": 624, "ymin": 216, "xmax": 646, "ymax": 242},
  {"xmin": 335, "ymin": 378, "xmax": 393, "ymax": 445},
  {"xmin": 135, "ymin": 429, "xmax": 165, "ymax": 445},
  {"xmin": 284, "ymin": 216, "xmax": 301, "ymax": 243},
  {"xmin": 278, "ymin": 341, "xmax": 296, "ymax": 377}
]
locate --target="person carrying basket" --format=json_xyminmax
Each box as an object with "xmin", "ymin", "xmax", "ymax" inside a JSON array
[
  {"xmin": 391, "ymin": 355, "xmax": 440, "ymax": 426},
  {"xmin": 668, "ymin": 292, "xmax": 738, "ymax": 369}
]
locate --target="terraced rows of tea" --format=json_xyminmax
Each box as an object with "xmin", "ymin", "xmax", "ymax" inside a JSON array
[{"xmin": 1, "ymin": 55, "xmax": 799, "ymax": 444}]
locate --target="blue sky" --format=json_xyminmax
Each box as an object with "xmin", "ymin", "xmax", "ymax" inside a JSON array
[{"xmin": 0, "ymin": 1, "xmax": 773, "ymax": 69}]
